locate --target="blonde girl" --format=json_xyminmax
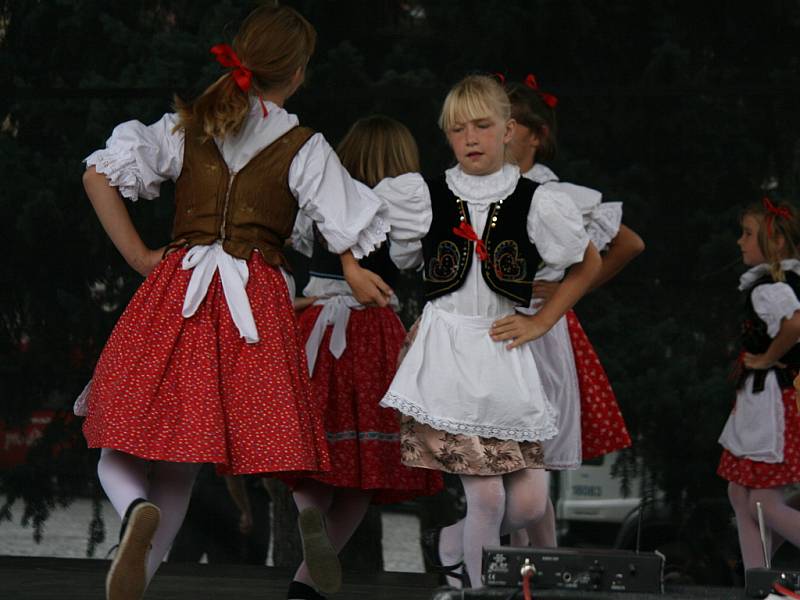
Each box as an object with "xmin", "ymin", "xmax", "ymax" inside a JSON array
[
  {"xmin": 718, "ymin": 199, "xmax": 800, "ymax": 569},
  {"xmin": 379, "ymin": 75, "xmax": 601, "ymax": 588}
]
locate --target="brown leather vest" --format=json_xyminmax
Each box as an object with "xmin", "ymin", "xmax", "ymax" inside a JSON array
[{"xmin": 171, "ymin": 124, "xmax": 314, "ymax": 268}]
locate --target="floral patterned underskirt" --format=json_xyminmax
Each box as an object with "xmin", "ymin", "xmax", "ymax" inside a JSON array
[{"xmin": 400, "ymin": 415, "xmax": 545, "ymax": 476}]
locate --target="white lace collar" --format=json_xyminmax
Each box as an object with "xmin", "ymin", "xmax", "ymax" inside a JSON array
[
  {"xmin": 739, "ymin": 259, "xmax": 800, "ymax": 291},
  {"xmin": 216, "ymin": 98, "xmax": 300, "ymax": 172},
  {"xmin": 523, "ymin": 163, "xmax": 559, "ymax": 184},
  {"xmin": 444, "ymin": 163, "xmax": 520, "ymax": 204}
]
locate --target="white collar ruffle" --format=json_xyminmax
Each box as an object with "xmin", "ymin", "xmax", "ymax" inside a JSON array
[
  {"xmin": 444, "ymin": 163, "xmax": 520, "ymax": 205},
  {"xmin": 216, "ymin": 98, "xmax": 299, "ymax": 172},
  {"xmin": 523, "ymin": 163, "xmax": 559, "ymax": 184},
  {"xmin": 739, "ymin": 259, "xmax": 800, "ymax": 291}
]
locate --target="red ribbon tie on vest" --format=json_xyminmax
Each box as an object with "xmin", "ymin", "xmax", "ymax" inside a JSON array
[{"xmin": 453, "ymin": 222, "xmax": 489, "ymax": 261}]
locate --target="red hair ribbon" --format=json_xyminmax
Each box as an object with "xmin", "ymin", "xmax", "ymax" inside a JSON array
[
  {"xmin": 493, "ymin": 72, "xmax": 506, "ymax": 85},
  {"xmin": 524, "ymin": 73, "xmax": 558, "ymax": 108},
  {"xmin": 453, "ymin": 222, "xmax": 489, "ymax": 261},
  {"xmin": 763, "ymin": 196, "xmax": 792, "ymax": 237},
  {"xmin": 210, "ymin": 44, "xmax": 268, "ymax": 118}
]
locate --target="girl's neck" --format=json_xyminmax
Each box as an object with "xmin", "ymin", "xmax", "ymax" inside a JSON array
[{"xmin": 517, "ymin": 156, "xmax": 536, "ymax": 174}]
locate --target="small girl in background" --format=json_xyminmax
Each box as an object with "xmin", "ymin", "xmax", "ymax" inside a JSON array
[
  {"xmin": 79, "ymin": 6, "xmax": 390, "ymax": 600},
  {"xmin": 380, "ymin": 75, "xmax": 602, "ymax": 588},
  {"xmin": 505, "ymin": 77, "xmax": 643, "ymax": 548},
  {"xmin": 718, "ymin": 199, "xmax": 800, "ymax": 569},
  {"xmin": 287, "ymin": 116, "xmax": 442, "ymax": 600}
]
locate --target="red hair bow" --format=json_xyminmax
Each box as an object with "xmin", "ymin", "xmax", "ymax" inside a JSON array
[
  {"xmin": 211, "ymin": 44, "xmax": 252, "ymax": 92},
  {"xmin": 210, "ymin": 44, "xmax": 268, "ymax": 118},
  {"xmin": 453, "ymin": 222, "xmax": 489, "ymax": 261},
  {"xmin": 524, "ymin": 73, "xmax": 558, "ymax": 108},
  {"xmin": 763, "ymin": 196, "xmax": 792, "ymax": 237}
]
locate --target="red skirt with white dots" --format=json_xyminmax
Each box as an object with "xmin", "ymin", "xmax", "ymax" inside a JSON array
[
  {"xmin": 293, "ymin": 304, "xmax": 443, "ymax": 504},
  {"xmin": 82, "ymin": 249, "xmax": 330, "ymax": 476},
  {"xmin": 718, "ymin": 387, "xmax": 800, "ymax": 488},
  {"xmin": 566, "ymin": 310, "xmax": 632, "ymax": 461}
]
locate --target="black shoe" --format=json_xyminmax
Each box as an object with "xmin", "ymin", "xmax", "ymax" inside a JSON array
[
  {"xmin": 106, "ymin": 498, "xmax": 160, "ymax": 600},
  {"xmin": 287, "ymin": 581, "xmax": 327, "ymax": 600},
  {"xmin": 298, "ymin": 507, "xmax": 341, "ymax": 594},
  {"xmin": 421, "ymin": 527, "xmax": 468, "ymax": 587}
]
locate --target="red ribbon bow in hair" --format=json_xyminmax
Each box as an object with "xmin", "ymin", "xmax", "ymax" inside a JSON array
[
  {"xmin": 210, "ymin": 44, "xmax": 269, "ymax": 118},
  {"xmin": 453, "ymin": 222, "xmax": 489, "ymax": 261},
  {"xmin": 211, "ymin": 44, "xmax": 252, "ymax": 92},
  {"xmin": 524, "ymin": 74, "xmax": 558, "ymax": 108},
  {"xmin": 763, "ymin": 196, "xmax": 792, "ymax": 237}
]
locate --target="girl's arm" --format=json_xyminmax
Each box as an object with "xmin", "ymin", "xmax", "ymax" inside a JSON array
[
  {"xmin": 83, "ymin": 167, "xmax": 164, "ymax": 277},
  {"xmin": 591, "ymin": 224, "xmax": 644, "ymax": 290},
  {"xmin": 532, "ymin": 224, "xmax": 644, "ymax": 301},
  {"xmin": 491, "ymin": 243, "xmax": 601, "ymax": 349},
  {"xmin": 743, "ymin": 311, "xmax": 800, "ymax": 369},
  {"xmin": 340, "ymin": 251, "xmax": 393, "ymax": 307}
]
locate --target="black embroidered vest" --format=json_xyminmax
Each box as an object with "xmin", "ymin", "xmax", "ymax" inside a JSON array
[
  {"xmin": 308, "ymin": 227, "xmax": 399, "ymax": 290},
  {"xmin": 736, "ymin": 270, "xmax": 800, "ymax": 392},
  {"xmin": 422, "ymin": 176, "xmax": 541, "ymax": 305}
]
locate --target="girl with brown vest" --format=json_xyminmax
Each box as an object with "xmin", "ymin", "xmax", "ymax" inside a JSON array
[{"xmin": 79, "ymin": 6, "xmax": 391, "ymax": 600}]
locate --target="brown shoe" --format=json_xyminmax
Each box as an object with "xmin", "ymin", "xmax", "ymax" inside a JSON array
[
  {"xmin": 106, "ymin": 499, "xmax": 160, "ymax": 600},
  {"xmin": 298, "ymin": 507, "xmax": 341, "ymax": 594}
]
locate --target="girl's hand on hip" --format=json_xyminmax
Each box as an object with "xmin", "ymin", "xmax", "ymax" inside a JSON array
[
  {"xmin": 490, "ymin": 314, "xmax": 551, "ymax": 349},
  {"xmin": 131, "ymin": 247, "xmax": 166, "ymax": 278},
  {"xmin": 343, "ymin": 263, "xmax": 393, "ymax": 308},
  {"xmin": 742, "ymin": 352, "xmax": 784, "ymax": 370}
]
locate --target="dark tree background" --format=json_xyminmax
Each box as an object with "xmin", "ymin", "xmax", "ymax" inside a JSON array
[{"xmin": 2, "ymin": 0, "xmax": 800, "ymax": 577}]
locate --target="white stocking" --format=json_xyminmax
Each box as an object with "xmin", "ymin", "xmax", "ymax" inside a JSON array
[
  {"xmin": 292, "ymin": 481, "xmax": 373, "ymax": 587},
  {"xmin": 500, "ymin": 468, "xmax": 549, "ymax": 536},
  {"xmin": 144, "ymin": 461, "xmax": 201, "ymax": 582},
  {"xmin": 461, "ymin": 475, "xmax": 506, "ymax": 587},
  {"xmin": 97, "ymin": 448, "xmax": 149, "ymax": 520},
  {"xmin": 750, "ymin": 487, "xmax": 800, "ymax": 556},
  {"xmin": 729, "ymin": 482, "xmax": 766, "ymax": 569}
]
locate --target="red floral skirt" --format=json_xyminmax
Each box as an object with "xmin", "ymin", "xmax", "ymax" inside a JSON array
[
  {"xmin": 718, "ymin": 387, "xmax": 800, "ymax": 488},
  {"xmin": 294, "ymin": 304, "xmax": 442, "ymax": 504},
  {"xmin": 82, "ymin": 249, "xmax": 330, "ymax": 476},
  {"xmin": 566, "ymin": 310, "xmax": 632, "ymax": 461}
]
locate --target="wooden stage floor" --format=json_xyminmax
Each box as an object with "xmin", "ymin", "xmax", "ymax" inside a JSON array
[{"xmin": 0, "ymin": 556, "xmax": 754, "ymax": 599}]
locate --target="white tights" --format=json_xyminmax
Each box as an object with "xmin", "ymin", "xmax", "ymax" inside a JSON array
[
  {"xmin": 508, "ymin": 493, "xmax": 557, "ymax": 548},
  {"xmin": 728, "ymin": 482, "xmax": 800, "ymax": 569},
  {"xmin": 439, "ymin": 468, "xmax": 549, "ymax": 588},
  {"xmin": 97, "ymin": 448, "xmax": 201, "ymax": 583},
  {"xmin": 291, "ymin": 479, "xmax": 373, "ymax": 587}
]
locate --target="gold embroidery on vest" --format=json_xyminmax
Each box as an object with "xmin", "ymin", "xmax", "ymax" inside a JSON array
[
  {"xmin": 427, "ymin": 241, "xmax": 461, "ymax": 282},
  {"xmin": 492, "ymin": 240, "xmax": 528, "ymax": 282}
]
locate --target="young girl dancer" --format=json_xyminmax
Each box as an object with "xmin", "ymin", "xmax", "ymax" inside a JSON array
[
  {"xmin": 718, "ymin": 199, "xmax": 800, "ymax": 569},
  {"xmin": 80, "ymin": 6, "xmax": 391, "ymax": 600},
  {"xmin": 380, "ymin": 75, "xmax": 601, "ymax": 588},
  {"xmin": 287, "ymin": 116, "xmax": 442, "ymax": 600},
  {"xmin": 505, "ymin": 77, "xmax": 643, "ymax": 548}
]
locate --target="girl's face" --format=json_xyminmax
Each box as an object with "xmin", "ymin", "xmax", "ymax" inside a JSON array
[
  {"xmin": 446, "ymin": 114, "xmax": 514, "ymax": 176},
  {"xmin": 507, "ymin": 122, "xmax": 539, "ymax": 170},
  {"xmin": 738, "ymin": 215, "xmax": 766, "ymax": 266}
]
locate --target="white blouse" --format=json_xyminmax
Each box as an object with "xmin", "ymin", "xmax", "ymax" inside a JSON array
[
  {"xmin": 718, "ymin": 260, "xmax": 800, "ymax": 462},
  {"xmin": 295, "ymin": 173, "xmax": 432, "ymax": 300},
  {"xmin": 85, "ymin": 98, "xmax": 389, "ymax": 343},
  {"xmin": 523, "ymin": 163, "xmax": 622, "ymax": 282},
  {"xmin": 739, "ymin": 260, "xmax": 800, "ymax": 337}
]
